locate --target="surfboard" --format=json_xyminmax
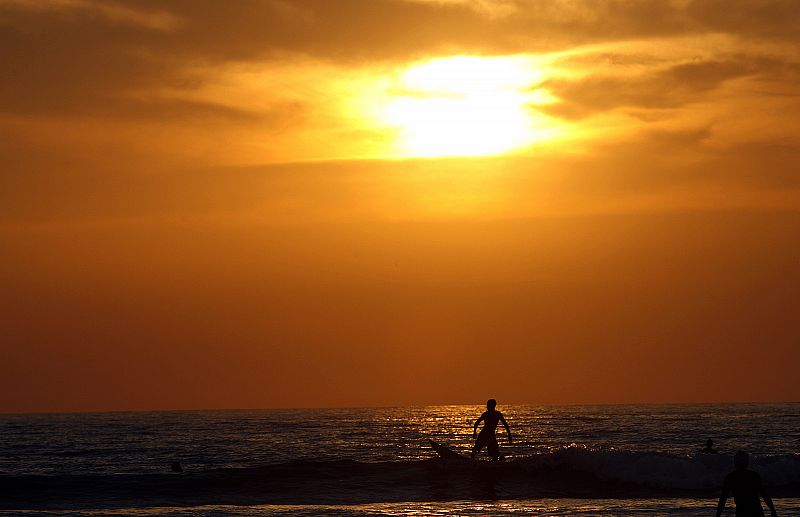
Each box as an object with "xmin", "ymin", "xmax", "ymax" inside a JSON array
[{"xmin": 428, "ymin": 439, "xmax": 472, "ymax": 461}]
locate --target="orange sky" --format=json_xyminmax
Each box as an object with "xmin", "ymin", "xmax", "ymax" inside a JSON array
[{"xmin": 1, "ymin": 0, "xmax": 799, "ymax": 412}]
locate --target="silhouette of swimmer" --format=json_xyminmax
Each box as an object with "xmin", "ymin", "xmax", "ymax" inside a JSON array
[
  {"xmin": 171, "ymin": 461, "xmax": 183, "ymax": 473},
  {"xmin": 702, "ymin": 439, "xmax": 719, "ymax": 454},
  {"xmin": 471, "ymin": 399, "xmax": 512, "ymax": 461},
  {"xmin": 716, "ymin": 451, "xmax": 778, "ymax": 517}
]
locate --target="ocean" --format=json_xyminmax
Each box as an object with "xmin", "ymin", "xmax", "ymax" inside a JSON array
[{"xmin": 1, "ymin": 404, "xmax": 799, "ymax": 515}]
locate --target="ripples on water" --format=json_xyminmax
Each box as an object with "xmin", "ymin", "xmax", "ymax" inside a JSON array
[
  {"xmin": 1, "ymin": 404, "xmax": 798, "ymax": 515},
  {"xmin": 2, "ymin": 404, "xmax": 798, "ymax": 475}
]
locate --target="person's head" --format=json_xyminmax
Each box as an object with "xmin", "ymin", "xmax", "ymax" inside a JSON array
[
  {"xmin": 734, "ymin": 450, "xmax": 749, "ymax": 469},
  {"xmin": 706, "ymin": 439, "xmax": 714, "ymax": 448},
  {"xmin": 487, "ymin": 399, "xmax": 497, "ymax": 410}
]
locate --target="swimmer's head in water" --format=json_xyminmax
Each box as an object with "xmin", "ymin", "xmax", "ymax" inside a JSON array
[
  {"xmin": 487, "ymin": 399, "xmax": 497, "ymax": 410},
  {"xmin": 734, "ymin": 450, "xmax": 750, "ymax": 469}
]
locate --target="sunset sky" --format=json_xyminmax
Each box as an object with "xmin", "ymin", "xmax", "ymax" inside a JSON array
[{"xmin": 2, "ymin": 0, "xmax": 799, "ymax": 412}]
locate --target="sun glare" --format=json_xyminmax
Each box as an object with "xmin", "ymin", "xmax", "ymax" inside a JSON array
[{"xmin": 379, "ymin": 56, "xmax": 558, "ymax": 158}]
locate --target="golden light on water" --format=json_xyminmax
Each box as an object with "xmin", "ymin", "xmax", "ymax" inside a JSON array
[{"xmin": 377, "ymin": 56, "xmax": 561, "ymax": 158}]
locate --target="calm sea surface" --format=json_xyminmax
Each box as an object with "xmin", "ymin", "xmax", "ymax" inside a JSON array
[{"xmin": 1, "ymin": 404, "xmax": 799, "ymax": 515}]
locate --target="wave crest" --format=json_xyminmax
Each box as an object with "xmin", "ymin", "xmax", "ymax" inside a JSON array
[
  {"xmin": 2, "ymin": 448, "xmax": 798, "ymax": 510},
  {"xmin": 517, "ymin": 447, "xmax": 800, "ymax": 490}
]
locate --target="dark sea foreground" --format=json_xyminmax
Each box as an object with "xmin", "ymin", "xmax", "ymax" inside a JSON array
[{"xmin": 1, "ymin": 404, "xmax": 799, "ymax": 515}]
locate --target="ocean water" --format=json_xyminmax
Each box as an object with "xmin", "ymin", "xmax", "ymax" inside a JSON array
[{"xmin": 1, "ymin": 404, "xmax": 799, "ymax": 515}]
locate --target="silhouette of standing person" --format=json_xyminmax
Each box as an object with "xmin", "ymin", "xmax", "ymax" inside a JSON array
[
  {"xmin": 471, "ymin": 399, "xmax": 512, "ymax": 461},
  {"xmin": 702, "ymin": 439, "xmax": 718, "ymax": 454},
  {"xmin": 716, "ymin": 451, "xmax": 778, "ymax": 517}
]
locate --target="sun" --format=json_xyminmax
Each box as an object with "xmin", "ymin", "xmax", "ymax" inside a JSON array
[{"xmin": 378, "ymin": 55, "xmax": 558, "ymax": 158}]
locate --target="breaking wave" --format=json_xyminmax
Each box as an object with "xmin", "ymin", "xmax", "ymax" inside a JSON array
[
  {"xmin": 2, "ymin": 448, "xmax": 798, "ymax": 510},
  {"xmin": 517, "ymin": 447, "xmax": 800, "ymax": 490}
]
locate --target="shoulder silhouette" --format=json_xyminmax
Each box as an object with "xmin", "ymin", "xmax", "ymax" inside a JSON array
[{"xmin": 716, "ymin": 451, "xmax": 778, "ymax": 517}]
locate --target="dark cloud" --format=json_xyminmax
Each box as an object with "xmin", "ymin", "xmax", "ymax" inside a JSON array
[
  {"xmin": 2, "ymin": 0, "xmax": 799, "ymax": 117},
  {"xmin": 0, "ymin": 0, "xmax": 797, "ymax": 225},
  {"xmin": 687, "ymin": 0, "xmax": 800, "ymax": 40},
  {"xmin": 106, "ymin": 98, "xmax": 275, "ymax": 122},
  {"xmin": 0, "ymin": 0, "xmax": 496, "ymax": 116},
  {"xmin": 0, "ymin": 10, "xmax": 182, "ymax": 115},
  {"xmin": 540, "ymin": 56, "xmax": 794, "ymax": 119}
]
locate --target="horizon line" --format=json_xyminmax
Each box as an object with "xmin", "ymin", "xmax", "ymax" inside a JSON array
[{"xmin": 3, "ymin": 400, "xmax": 798, "ymax": 417}]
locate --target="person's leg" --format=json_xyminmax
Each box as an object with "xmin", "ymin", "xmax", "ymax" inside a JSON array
[
  {"xmin": 488, "ymin": 437, "xmax": 499, "ymax": 461},
  {"xmin": 470, "ymin": 444, "xmax": 479, "ymax": 459}
]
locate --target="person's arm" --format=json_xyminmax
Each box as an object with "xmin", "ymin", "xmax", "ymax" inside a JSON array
[
  {"xmin": 760, "ymin": 485, "xmax": 778, "ymax": 516},
  {"xmin": 715, "ymin": 483, "xmax": 729, "ymax": 517},
  {"xmin": 473, "ymin": 414, "xmax": 484, "ymax": 438},
  {"xmin": 500, "ymin": 414, "xmax": 512, "ymax": 443}
]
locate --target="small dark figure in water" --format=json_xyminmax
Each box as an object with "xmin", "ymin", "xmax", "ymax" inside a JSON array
[
  {"xmin": 716, "ymin": 451, "xmax": 778, "ymax": 517},
  {"xmin": 171, "ymin": 461, "xmax": 183, "ymax": 473},
  {"xmin": 702, "ymin": 438, "xmax": 718, "ymax": 454},
  {"xmin": 471, "ymin": 399, "xmax": 512, "ymax": 461}
]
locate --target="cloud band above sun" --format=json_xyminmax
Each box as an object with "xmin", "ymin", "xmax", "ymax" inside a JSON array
[{"xmin": 0, "ymin": 0, "xmax": 798, "ymax": 215}]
